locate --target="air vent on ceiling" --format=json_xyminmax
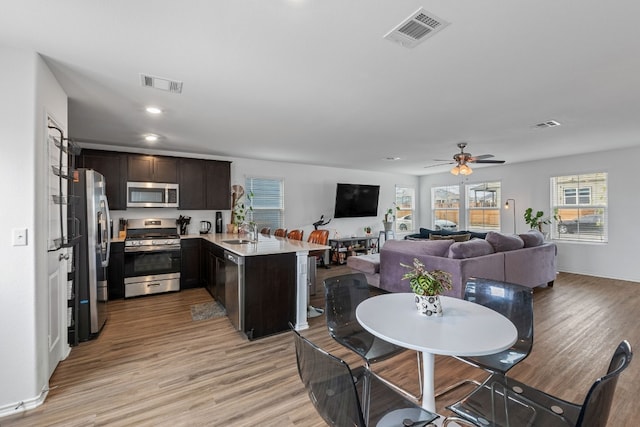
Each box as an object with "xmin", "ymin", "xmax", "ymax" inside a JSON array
[
  {"xmin": 384, "ymin": 7, "xmax": 450, "ymax": 48},
  {"xmin": 140, "ymin": 74, "xmax": 183, "ymax": 94},
  {"xmin": 534, "ymin": 120, "xmax": 562, "ymax": 129}
]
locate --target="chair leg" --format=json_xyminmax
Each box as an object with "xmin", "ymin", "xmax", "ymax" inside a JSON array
[
  {"xmin": 434, "ymin": 378, "xmax": 482, "ymax": 399},
  {"xmin": 367, "ymin": 351, "xmax": 423, "ymax": 403}
]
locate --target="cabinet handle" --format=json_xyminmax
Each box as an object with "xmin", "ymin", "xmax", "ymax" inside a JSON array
[{"xmin": 147, "ymin": 283, "xmax": 161, "ymax": 287}]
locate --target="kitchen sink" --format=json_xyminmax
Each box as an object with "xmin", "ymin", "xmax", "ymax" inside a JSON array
[{"xmin": 222, "ymin": 239, "xmax": 254, "ymax": 244}]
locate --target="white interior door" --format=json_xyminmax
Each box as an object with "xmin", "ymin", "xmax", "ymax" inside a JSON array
[{"xmin": 46, "ymin": 117, "xmax": 69, "ymax": 378}]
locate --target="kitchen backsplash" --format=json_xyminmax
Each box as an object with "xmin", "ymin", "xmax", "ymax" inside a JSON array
[{"xmin": 110, "ymin": 209, "xmax": 232, "ymax": 236}]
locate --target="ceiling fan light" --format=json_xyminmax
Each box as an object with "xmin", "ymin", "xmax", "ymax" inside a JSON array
[
  {"xmin": 450, "ymin": 165, "xmax": 460, "ymax": 175},
  {"xmin": 459, "ymin": 164, "xmax": 473, "ymax": 175}
]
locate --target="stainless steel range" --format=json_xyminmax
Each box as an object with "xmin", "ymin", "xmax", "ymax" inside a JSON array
[{"xmin": 124, "ymin": 218, "xmax": 181, "ymax": 298}]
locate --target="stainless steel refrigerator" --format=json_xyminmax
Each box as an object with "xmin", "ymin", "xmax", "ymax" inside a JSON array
[{"xmin": 74, "ymin": 169, "xmax": 111, "ymax": 341}]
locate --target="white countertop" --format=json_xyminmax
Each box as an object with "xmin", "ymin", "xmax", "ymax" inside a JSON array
[{"xmin": 181, "ymin": 232, "xmax": 330, "ymax": 257}]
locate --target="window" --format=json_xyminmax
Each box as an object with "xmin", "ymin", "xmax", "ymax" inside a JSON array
[
  {"xmin": 563, "ymin": 187, "xmax": 592, "ymax": 205},
  {"xmin": 245, "ymin": 176, "xmax": 284, "ymax": 231},
  {"xmin": 395, "ymin": 186, "xmax": 415, "ymax": 232},
  {"xmin": 431, "ymin": 185, "xmax": 460, "ymax": 231},
  {"xmin": 552, "ymin": 173, "xmax": 607, "ymax": 242},
  {"xmin": 466, "ymin": 181, "xmax": 501, "ymax": 231}
]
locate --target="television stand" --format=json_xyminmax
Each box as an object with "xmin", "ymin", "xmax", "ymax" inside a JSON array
[{"xmin": 329, "ymin": 236, "xmax": 378, "ymax": 265}]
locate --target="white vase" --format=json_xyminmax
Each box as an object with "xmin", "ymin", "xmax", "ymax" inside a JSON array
[{"xmin": 415, "ymin": 294, "xmax": 443, "ymax": 317}]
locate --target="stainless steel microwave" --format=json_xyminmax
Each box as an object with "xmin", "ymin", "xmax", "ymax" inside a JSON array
[{"xmin": 126, "ymin": 182, "xmax": 179, "ymax": 208}]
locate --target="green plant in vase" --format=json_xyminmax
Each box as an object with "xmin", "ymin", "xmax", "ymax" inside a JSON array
[
  {"xmin": 401, "ymin": 258, "xmax": 452, "ymax": 317},
  {"xmin": 524, "ymin": 208, "xmax": 557, "ymax": 232}
]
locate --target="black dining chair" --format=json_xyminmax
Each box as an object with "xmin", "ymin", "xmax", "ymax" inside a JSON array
[
  {"xmin": 445, "ymin": 340, "xmax": 633, "ymax": 427},
  {"xmin": 291, "ymin": 326, "xmax": 439, "ymax": 427},
  {"xmin": 324, "ymin": 273, "xmax": 423, "ymax": 410},
  {"xmin": 437, "ymin": 278, "xmax": 534, "ymax": 398}
]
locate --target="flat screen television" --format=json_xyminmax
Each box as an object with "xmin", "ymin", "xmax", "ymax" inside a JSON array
[{"xmin": 333, "ymin": 183, "xmax": 380, "ymax": 218}]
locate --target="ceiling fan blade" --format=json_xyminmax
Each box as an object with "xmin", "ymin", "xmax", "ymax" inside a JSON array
[
  {"xmin": 472, "ymin": 159, "xmax": 505, "ymax": 164},
  {"xmin": 471, "ymin": 154, "xmax": 494, "ymax": 160},
  {"xmin": 424, "ymin": 161, "xmax": 454, "ymax": 168}
]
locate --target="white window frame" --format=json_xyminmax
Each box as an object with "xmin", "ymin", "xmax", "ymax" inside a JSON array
[
  {"xmin": 465, "ymin": 181, "xmax": 501, "ymax": 232},
  {"xmin": 551, "ymin": 173, "xmax": 607, "ymax": 242},
  {"xmin": 395, "ymin": 185, "xmax": 415, "ymax": 233},
  {"xmin": 245, "ymin": 176, "xmax": 284, "ymax": 231},
  {"xmin": 431, "ymin": 185, "xmax": 461, "ymax": 231}
]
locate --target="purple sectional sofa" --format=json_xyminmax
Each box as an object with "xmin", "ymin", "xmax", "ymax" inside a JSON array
[{"xmin": 347, "ymin": 230, "xmax": 557, "ymax": 299}]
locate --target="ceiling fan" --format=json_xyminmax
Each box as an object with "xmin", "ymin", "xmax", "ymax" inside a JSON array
[{"xmin": 425, "ymin": 142, "xmax": 505, "ymax": 175}]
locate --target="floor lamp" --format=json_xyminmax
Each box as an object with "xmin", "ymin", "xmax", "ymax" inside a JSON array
[{"xmin": 504, "ymin": 199, "xmax": 516, "ymax": 234}]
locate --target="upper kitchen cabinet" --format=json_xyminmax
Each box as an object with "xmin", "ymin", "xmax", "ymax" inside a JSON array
[
  {"xmin": 128, "ymin": 154, "xmax": 178, "ymax": 183},
  {"xmin": 178, "ymin": 158, "xmax": 206, "ymax": 209},
  {"xmin": 78, "ymin": 149, "xmax": 127, "ymax": 210},
  {"xmin": 178, "ymin": 158, "xmax": 231, "ymax": 210},
  {"xmin": 205, "ymin": 160, "xmax": 231, "ymax": 210}
]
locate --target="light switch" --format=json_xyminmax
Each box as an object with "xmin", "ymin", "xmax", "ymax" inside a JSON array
[{"xmin": 12, "ymin": 228, "xmax": 28, "ymax": 246}]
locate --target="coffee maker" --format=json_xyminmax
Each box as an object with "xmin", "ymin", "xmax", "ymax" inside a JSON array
[{"xmin": 200, "ymin": 221, "xmax": 212, "ymax": 234}]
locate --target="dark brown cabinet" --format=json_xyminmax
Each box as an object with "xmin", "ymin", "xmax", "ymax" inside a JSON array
[
  {"xmin": 178, "ymin": 158, "xmax": 231, "ymax": 210},
  {"xmin": 178, "ymin": 158, "xmax": 206, "ymax": 209},
  {"xmin": 81, "ymin": 149, "xmax": 229, "ymax": 210},
  {"xmin": 205, "ymin": 160, "xmax": 231, "ymax": 210},
  {"xmin": 180, "ymin": 238, "xmax": 201, "ymax": 289},
  {"xmin": 77, "ymin": 150, "xmax": 127, "ymax": 210},
  {"xmin": 243, "ymin": 253, "xmax": 296, "ymax": 340},
  {"xmin": 128, "ymin": 154, "xmax": 178, "ymax": 183},
  {"xmin": 108, "ymin": 241, "xmax": 125, "ymax": 299}
]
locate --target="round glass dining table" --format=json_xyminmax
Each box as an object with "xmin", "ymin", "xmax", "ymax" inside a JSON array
[{"xmin": 356, "ymin": 293, "xmax": 518, "ymax": 412}]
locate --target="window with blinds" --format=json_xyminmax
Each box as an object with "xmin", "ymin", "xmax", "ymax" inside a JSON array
[
  {"xmin": 245, "ymin": 176, "xmax": 284, "ymax": 231},
  {"xmin": 551, "ymin": 172, "xmax": 608, "ymax": 242}
]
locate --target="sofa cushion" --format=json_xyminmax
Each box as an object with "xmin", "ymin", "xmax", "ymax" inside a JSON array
[
  {"xmin": 448, "ymin": 238, "xmax": 495, "ymax": 259},
  {"xmin": 346, "ymin": 253, "xmax": 380, "ymax": 274},
  {"xmin": 429, "ymin": 233, "xmax": 471, "ymax": 242},
  {"xmin": 486, "ymin": 231, "xmax": 525, "ymax": 252},
  {"xmin": 519, "ymin": 229, "xmax": 545, "ymax": 248},
  {"xmin": 383, "ymin": 239, "xmax": 454, "ymax": 257}
]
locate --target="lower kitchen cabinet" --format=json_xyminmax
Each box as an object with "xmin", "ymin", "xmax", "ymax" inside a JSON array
[
  {"xmin": 243, "ymin": 253, "xmax": 296, "ymax": 340},
  {"xmin": 181, "ymin": 238, "xmax": 201, "ymax": 289},
  {"xmin": 108, "ymin": 241, "xmax": 125, "ymax": 299}
]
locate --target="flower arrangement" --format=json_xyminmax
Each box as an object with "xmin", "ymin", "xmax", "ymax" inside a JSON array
[{"xmin": 401, "ymin": 258, "xmax": 452, "ymax": 296}]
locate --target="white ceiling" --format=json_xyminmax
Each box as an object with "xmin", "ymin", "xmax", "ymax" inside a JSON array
[{"xmin": 3, "ymin": 1, "xmax": 640, "ymax": 175}]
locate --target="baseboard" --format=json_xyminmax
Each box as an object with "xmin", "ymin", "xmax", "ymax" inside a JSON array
[{"xmin": 0, "ymin": 386, "xmax": 48, "ymax": 419}]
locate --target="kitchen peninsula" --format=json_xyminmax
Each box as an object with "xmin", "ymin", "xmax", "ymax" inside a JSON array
[{"xmin": 182, "ymin": 232, "xmax": 329, "ymax": 339}]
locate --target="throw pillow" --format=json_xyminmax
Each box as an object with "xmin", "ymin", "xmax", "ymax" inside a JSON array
[
  {"xmin": 468, "ymin": 231, "xmax": 488, "ymax": 240},
  {"xmin": 485, "ymin": 231, "xmax": 525, "ymax": 252},
  {"xmin": 419, "ymin": 228, "xmax": 437, "ymax": 238},
  {"xmin": 383, "ymin": 239, "xmax": 454, "ymax": 257},
  {"xmin": 519, "ymin": 229, "xmax": 545, "ymax": 248},
  {"xmin": 429, "ymin": 233, "xmax": 471, "ymax": 242},
  {"xmin": 448, "ymin": 238, "xmax": 495, "ymax": 259}
]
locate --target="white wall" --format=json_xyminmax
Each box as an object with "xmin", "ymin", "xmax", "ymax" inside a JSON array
[
  {"xmin": 0, "ymin": 48, "xmax": 67, "ymax": 414},
  {"xmin": 419, "ymin": 146, "xmax": 640, "ymax": 283},
  {"xmin": 107, "ymin": 155, "xmax": 419, "ymax": 240}
]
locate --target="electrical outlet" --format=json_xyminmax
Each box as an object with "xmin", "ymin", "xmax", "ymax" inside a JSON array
[{"xmin": 12, "ymin": 228, "xmax": 28, "ymax": 246}]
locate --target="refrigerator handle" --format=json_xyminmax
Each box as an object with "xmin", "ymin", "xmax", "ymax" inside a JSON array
[{"xmin": 100, "ymin": 194, "xmax": 111, "ymax": 267}]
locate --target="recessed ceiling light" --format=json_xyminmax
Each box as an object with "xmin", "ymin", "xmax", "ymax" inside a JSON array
[
  {"xmin": 145, "ymin": 106, "xmax": 162, "ymax": 114},
  {"xmin": 144, "ymin": 134, "xmax": 159, "ymax": 142}
]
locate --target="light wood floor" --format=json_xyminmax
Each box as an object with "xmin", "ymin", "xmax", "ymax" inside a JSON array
[{"xmin": 2, "ymin": 268, "xmax": 638, "ymax": 426}]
